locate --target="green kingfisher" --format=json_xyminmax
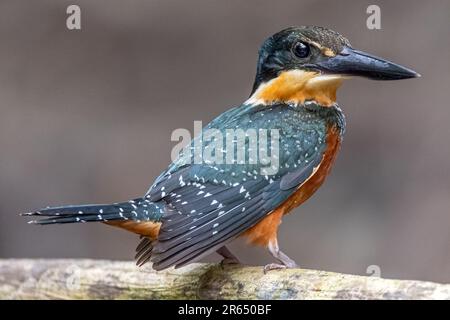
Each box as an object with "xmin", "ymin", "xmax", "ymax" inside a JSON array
[{"xmin": 24, "ymin": 26, "xmax": 419, "ymax": 272}]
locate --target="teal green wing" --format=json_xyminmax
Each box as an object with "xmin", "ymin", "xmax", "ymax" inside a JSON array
[{"xmin": 145, "ymin": 103, "xmax": 330, "ymax": 269}]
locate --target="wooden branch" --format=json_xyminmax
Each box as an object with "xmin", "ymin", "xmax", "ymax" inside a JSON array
[{"xmin": 0, "ymin": 259, "xmax": 448, "ymax": 299}]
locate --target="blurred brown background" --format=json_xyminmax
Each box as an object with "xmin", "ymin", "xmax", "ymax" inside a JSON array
[{"xmin": 0, "ymin": 0, "xmax": 449, "ymax": 283}]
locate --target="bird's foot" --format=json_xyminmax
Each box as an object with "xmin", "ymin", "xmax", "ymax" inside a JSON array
[
  {"xmin": 263, "ymin": 261, "xmax": 297, "ymax": 274},
  {"xmin": 265, "ymin": 239, "xmax": 298, "ymax": 273},
  {"xmin": 217, "ymin": 246, "xmax": 241, "ymax": 268},
  {"xmin": 220, "ymin": 257, "xmax": 241, "ymax": 268},
  {"xmin": 263, "ymin": 263, "xmax": 286, "ymax": 273}
]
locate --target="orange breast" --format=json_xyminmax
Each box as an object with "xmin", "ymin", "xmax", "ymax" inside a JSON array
[{"xmin": 241, "ymin": 125, "xmax": 342, "ymax": 246}]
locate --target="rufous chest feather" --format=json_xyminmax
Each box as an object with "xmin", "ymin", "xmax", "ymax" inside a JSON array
[{"xmin": 242, "ymin": 125, "xmax": 341, "ymax": 246}]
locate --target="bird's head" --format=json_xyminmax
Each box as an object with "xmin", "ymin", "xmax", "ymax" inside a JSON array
[{"xmin": 248, "ymin": 26, "xmax": 420, "ymax": 106}]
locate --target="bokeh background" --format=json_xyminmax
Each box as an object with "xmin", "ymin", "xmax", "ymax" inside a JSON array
[{"xmin": 0, "ymin": 0, "xmax": 449, "ymax": 283}]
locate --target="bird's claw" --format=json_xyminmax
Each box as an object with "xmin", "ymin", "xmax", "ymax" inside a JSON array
[
  {"xmin": 220, "ymin": 257, "xmax": 241, "ymax": 268},
  {"xmin": 263, "ymin": 263, "xmax": 287, "ymax": 273},
  {"xmin": 263, "ymin": 261, "xmax": 298, "ymax": 273}
]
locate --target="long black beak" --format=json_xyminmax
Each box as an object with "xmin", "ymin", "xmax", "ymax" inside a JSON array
[{"xmin": 314, "ymin": 46, "xmax": 420, "ymax": 80}]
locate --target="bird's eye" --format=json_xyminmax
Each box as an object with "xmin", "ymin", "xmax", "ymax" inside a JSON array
[{"xmin": 293, "ymin": 41, "xmax": 310, "ymax": 58}]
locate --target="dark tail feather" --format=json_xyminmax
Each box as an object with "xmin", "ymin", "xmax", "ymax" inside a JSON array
[{"xmin": 23, "ymin": 197, "xmax": 165, "ymax": 225}]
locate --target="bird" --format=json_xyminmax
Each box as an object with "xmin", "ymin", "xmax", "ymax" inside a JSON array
[{"xmin": 23, "ymin": 26, "xmax": 419, "ymax": 272}]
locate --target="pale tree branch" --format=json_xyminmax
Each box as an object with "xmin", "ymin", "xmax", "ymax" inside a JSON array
[{"xmin": 0, "ymin": 259, "xmax": 448, "ymax": 299}]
